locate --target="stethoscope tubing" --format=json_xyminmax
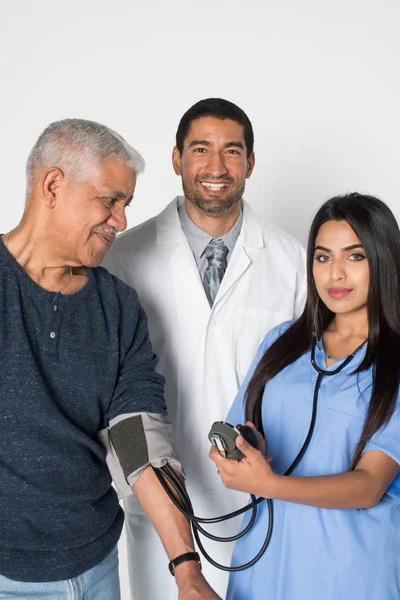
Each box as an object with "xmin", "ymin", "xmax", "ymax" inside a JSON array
[
  {"xmin": 155, "ymin": 335, "xmax": 363, "ymax": 572},
  {"xmin": 310, "ymin": 334, "xmax": 362, "ymax": 376}
]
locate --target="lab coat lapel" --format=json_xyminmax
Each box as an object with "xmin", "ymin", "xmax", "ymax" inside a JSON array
[
  {"xmin": 214, "ymin": 200, "xmax": 264, "ymax": 306},
  {"xmin": 156, "ymin": 197, "xmax": 211, "ymax": 317}
]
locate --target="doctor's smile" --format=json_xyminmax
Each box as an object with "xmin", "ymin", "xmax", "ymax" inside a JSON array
[{"xmin": 199, "ymin": 179, "xmax": 232, "ymax": 193}]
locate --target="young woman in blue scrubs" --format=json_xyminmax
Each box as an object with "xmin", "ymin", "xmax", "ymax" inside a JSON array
[{"xmin": 210, "ymin": 193, "xmax": 400, "ymax": 600}]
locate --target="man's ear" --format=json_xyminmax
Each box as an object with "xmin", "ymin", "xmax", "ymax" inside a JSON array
[
  {"xmin": 246, "ymin": 152, "xmax": 255, "ymax": 179},
  {"xmin": 41, "ymin": 167, "xmax": 65, "ymax": 208},
  {"xmin": 172, "ymin": 146, "xmax": 182, "ymax": 176}
]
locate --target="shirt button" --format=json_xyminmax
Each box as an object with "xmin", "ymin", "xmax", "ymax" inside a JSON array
[
  {"xmin": 50, "ymin": 331, "xmax": 56, "ymax": 339},
  {"xmin": 53, "ymin": 305, "xmax": 58, "ymax": 312}
]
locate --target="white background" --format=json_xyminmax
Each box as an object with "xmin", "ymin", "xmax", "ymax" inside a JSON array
[{"xmin": 1, "ymin": 1, "xmax": 399, "ymax": 597}]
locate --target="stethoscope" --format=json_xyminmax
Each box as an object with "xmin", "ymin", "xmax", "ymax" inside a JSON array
[
  {"xmin": 296, "ymin": 334, "xmax": 367, "ymax": 479},
  {"xmin": 155, "ymin": 334, "xmax": 367, "ymax": 572},
  {"xmin": 311, "ymin": 333, "xmax": 366, "ymax": 376}
]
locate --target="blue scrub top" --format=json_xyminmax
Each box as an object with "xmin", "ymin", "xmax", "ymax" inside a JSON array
[{"xmin": 226, "ymin": 321, "xmax": 400, "ymax": 600}]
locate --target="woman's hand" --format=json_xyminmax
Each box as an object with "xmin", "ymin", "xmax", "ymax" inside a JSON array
[
  {"xmin": 244, "ymin": 421, "xmax": 267, "ymax": 456},
  {"xmin": 209, "ymin": 422, "xmax": 276, "ymax": 498}
]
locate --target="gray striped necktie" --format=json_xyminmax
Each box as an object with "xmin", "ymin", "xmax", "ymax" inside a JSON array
[{"xmin": 204, "ymin": 238, "xmax": 229, "ymax": 306}]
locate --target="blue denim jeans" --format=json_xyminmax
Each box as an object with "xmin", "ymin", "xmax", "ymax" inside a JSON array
[{"xmin": 0, "ymin": 545, "xmax": 120, "ymax": 600}]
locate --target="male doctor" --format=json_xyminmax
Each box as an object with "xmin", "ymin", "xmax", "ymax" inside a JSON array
[{"xmin": 103, "ymin": 98, "xmax": 306, "ymax": 599}]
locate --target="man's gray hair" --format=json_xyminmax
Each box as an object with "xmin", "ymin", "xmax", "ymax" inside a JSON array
[{"xmin": 26, "ymin": 118, "xmax": 145, "ymax": 191}]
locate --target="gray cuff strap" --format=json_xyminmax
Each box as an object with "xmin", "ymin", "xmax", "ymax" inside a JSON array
[{"xmin": 98, "ymin": 412, "xmax": 183, "ymax": 499}]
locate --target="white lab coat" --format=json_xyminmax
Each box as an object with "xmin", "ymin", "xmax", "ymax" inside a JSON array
[{"xmin": 103, "ymin": 196, "xmax": 306, "ymax": 600}]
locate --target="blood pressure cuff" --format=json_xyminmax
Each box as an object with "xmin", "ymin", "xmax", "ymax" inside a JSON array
[{"xmin": 98, "ymin": 412, "xmax": 183, "ymax": 499}]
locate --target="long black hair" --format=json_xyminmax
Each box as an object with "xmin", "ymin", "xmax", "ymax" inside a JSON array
[{"xmin": 245, "ymin": 193, "xmax": 400, "ymax": 469}]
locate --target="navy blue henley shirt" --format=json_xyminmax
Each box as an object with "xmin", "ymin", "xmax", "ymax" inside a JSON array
[{"xmin": 0, "ymin": 237, "xmax": 166, "ymax": 581}]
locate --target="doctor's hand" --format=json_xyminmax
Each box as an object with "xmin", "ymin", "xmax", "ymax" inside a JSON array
[{"xmin": 209, "ymin": 433, "xmax": 276, "ymax": 498}]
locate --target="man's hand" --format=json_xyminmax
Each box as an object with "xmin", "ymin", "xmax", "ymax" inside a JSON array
[{"xmin": 175, "ymin": 562, "xmax": 222, "ymax": 600}]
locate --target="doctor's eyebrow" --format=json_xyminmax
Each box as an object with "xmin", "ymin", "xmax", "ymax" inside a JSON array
[
  {"xmin": 187, "ymin": 140, "xmax": 245, "ymax": 150},
  {"xmin": 314, "ymin": 244, "xmax": 364, "ymax": 253}
]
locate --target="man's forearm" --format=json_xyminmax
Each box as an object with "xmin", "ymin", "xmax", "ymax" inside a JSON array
[
  {"xmin": 133, "ymin": 466, "xmax": 221, "ymax": 599},
  {"xmin": 132, "ymin": 466, "xmax": 201, "ymax": 581}
]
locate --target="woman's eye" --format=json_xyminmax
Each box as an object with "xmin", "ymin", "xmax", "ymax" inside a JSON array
[
  {"xmin": 349, "ymin": 253, "xmax": 366, "ymax": 261},
  {"xmin": 315, "ymin": 254, "xmax": 330, "ymax": 263}
]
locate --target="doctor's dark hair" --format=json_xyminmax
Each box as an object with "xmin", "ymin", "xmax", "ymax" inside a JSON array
[
  {"xmin": 175, "ymin": 98, "xmax": 254, "ymax": 158},
  {"xmin": 245, "ymin": 192, "xmax": 400, "ymax": 470}
]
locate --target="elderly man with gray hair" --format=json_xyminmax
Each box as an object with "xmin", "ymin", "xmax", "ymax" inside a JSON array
[{"xmin": 0, "ymin": 119, "xmax": 220, "ymax": 600}]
